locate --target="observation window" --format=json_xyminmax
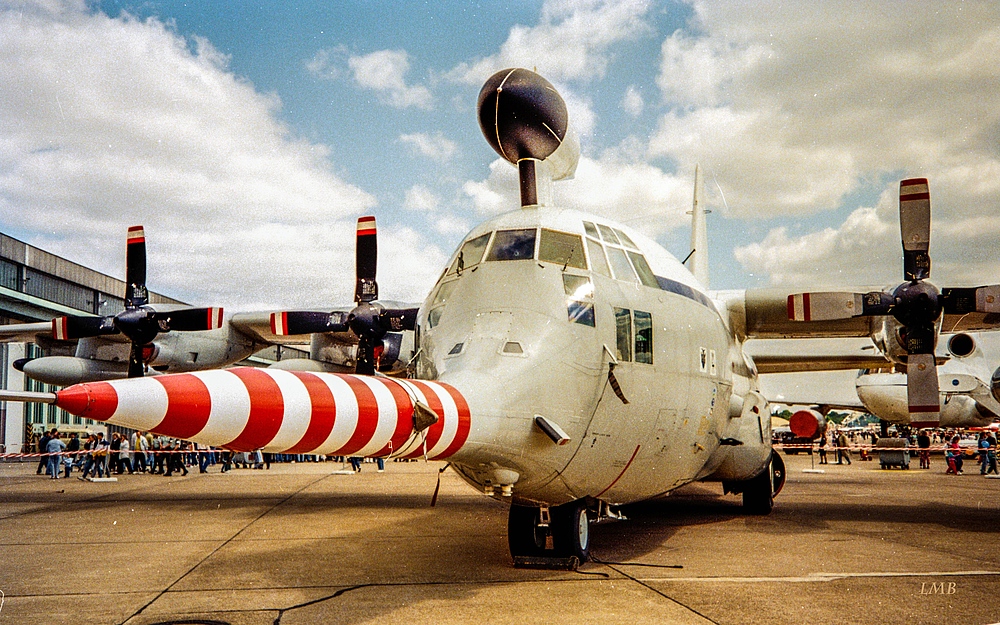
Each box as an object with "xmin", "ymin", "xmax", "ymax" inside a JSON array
[
  {"xmin": 614, "ymin": 307, "xmax": 632, "ymax": 362},
  {"xmin": 502, "ymin": 341, "xmax": 524, "ymax": 354},
  {"xmin": 428, "ymin": 307, "xmax": 444, "ymax": 329},
  {"xmin": 539, "ymin": 229, "xmax": 587, "ymax": 270},
  {"xmin": 563, "ymin": 274, "xmax": 595, "ymax": 327},
  {"xmin": 634, "ymin": 310, "xmax": 653, "ymax": 364},
  {"xmin": 486, "ymin": 229, "xmax": 536, "ymax": 262}
]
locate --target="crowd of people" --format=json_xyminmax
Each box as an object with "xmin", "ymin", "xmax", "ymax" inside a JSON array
[
  {"xmin": 30, "ymin": 428, "xmax": 386, "ymax": 479},
  {"xmin": 810, "ymin": 426, "xmax": 1000, "ymax": 475}
]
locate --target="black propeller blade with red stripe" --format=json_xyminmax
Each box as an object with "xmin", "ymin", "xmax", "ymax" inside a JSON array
[
  {"xmin": 270, "ymin": 216, "xmax": 418, "ymax": 374},
  {"xmin": 787, "ymin": 179, "xmax": 1000, "ymax": 420},
  {"xmin": 51, "ymin": 226, "xmax": 223, "ymax": 378}
]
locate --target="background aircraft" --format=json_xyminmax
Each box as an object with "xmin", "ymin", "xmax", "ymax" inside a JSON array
[
  {"xmin": 5, "ymin": 69, "xmax": 998, "ymax": 568},
  {"xmin": 758, "ymin": 331, "xmax": 1000, "ymax": 431}
]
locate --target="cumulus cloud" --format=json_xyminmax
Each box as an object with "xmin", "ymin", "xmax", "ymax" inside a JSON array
[
  {"xmin": 403, "ymin": 185, "xmax": 440, "ymax": 212},
  {"xmin": 348, "ymin": 49, "xmax": 432, "ymax": 110},
  {"xmin": 448, "ymin": 0, "xmax": 652, "ymax": 85},
  {"xmin": 0, "ymin": 2, "xmax": 446, "ymax": 308},
  {"xmin": 650, "ymin": 0, "xmax": 1000, "ymax": 287},
  {"xmin": 304, "ymin": 46, "xmax": 348, "ymax": 80},
  {"xmin": 622, "ymin": 86, "xmax": 644, "ymax": 118},
  {"xmin": 464, "ymin": 153, "xmax": 689, "ymax": 239},
  {"xmin": 399, "ymin": 132, "xmax": 459, "ymax": 162}
]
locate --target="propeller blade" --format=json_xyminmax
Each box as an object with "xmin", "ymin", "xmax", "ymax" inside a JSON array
[
  {"xmin": 52, "ymin": 316, "xmax": 117, "ymax": 340},
  {"xmin": 157, "ymin": 307, "xmax": 225, "ymax": 332},
  {"xmin": 786, "ymin": 292, "xmax": 888, "ymax": 321},
  {"xmin": 907, "ymin": 352, "xmax": 940, "ymax": 418},
  {"xmin": 355, "ymin": 335, "xmax": 379, "ymax": 376},
  {"xmin": 270, "ymin": 311, "xmax": 350, "ymax": 336},
  {"xmin": 355, "ymin": 216, "xmax": 378, "ymax": 303},
  {"xmin": 941, "ymin": 285, "xmax": 1000, "ymax": 314},
  {"xmin": 127, "ymin": 341, "xmax": 146, "ymax": 378},
  {"xmin": 899, "ymin": 178, "xmax": 931, "ymax": 281},
  {"xmin": 125, "ymin": 225, "xmax": 149, "ymax": 307},
  {"xmin": 378, "ymin": 307, "xmax": 419, "ymax": 332}
]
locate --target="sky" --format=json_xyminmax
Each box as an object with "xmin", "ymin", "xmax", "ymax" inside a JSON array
[{"xmin": 1, "ymin": 0, "xmax": 999, "ymax": 311}]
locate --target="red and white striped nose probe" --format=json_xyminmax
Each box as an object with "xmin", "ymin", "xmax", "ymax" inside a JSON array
[{"xmin": 13, "ymin": 368, "xmax": 470, "ymax": 459}]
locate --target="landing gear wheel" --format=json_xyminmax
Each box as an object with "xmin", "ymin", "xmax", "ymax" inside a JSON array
[
  {"xmin": 508, "ymin": 504, "xmax": 546, "ymax": 558},
  {"xmin": 744, "ymin": 453, "xmax": 780, "ymax": 515},
  {"xmin": 551, "ymin": 500, "xmax": 590, "ymax": 561}
]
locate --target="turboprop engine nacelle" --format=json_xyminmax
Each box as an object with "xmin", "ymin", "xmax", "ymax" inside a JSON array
[{"xmin": 789, "ymin": 408, "xmax": 826, "ymax": 440}]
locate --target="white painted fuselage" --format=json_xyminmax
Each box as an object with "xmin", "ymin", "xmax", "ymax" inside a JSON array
[{"xmin": 415, "ymin": 206, "xmax": 770, "ymax": 506}]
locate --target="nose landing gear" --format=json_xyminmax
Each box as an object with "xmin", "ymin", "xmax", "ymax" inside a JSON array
[{"xmin": 508, "ymin": 499, "xmax": 591, "ymax": 568}]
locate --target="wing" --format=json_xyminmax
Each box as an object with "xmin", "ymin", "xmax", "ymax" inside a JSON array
[
  {"xmin": 744, "ymin": 337, "xmax": 891, "ymax": 374},
  {"xmin": 717, "ymin": 288, "xmax": 877, "ymax": 340},
  {"xmin": 0, "ymin": 321, "xmax": 57, "ymax": 344},
  {"xmin": 758, "ymin": 370, "xmax": 866, "ymax": 410},
  {"xmin": 228, "ymin": 311, "xmax": 355, "ymax": 345}
]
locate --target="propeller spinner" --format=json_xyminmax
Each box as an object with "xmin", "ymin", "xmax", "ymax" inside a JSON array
[
  {"xmin": 270, "ymin": 216, "xmax": 418, "ymax": 375},
  {"xmin": 787, "ymin": 179, "xmax": 1000, "ymax": 420},
  {"xmin": 51, "ymin": 226, "xmax": 223, "ymax": 378}
]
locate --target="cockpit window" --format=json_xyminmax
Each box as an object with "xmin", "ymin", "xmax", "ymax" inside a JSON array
[
  {"xmin": 431, "ymin": 279, "xmax": 458, "ymax": 307},
  {"xmin": 448, "ymin": 233, "xmax": 491, "ymax": 275},
  {"xmin": 596, "ymin": 224, "xmax": 621, "ymax": 245},
  {"xmin": 486, "ymin": 228, "xmax": 536, "ymax": 262},
  {"xmin": 583, "ymin": 221, "xmax": 600, "ymax": 239},
  {"xmin": 613, "ymin": 228, "xmax": 638, "ymax": 250},
  {"xmin": 606, "ymin": 247, "xmax": 638, "ymax": 283},
  {"xmin": 627, "ymin": 251, "xmax": 659, "ymax": 288},
  {"xmin": 586, "ymin": 238, "xmax": 611, "ymax": 278},
  {"xmin": 539, "ymin": 229, "xmax": 587, "ymax": 270}
]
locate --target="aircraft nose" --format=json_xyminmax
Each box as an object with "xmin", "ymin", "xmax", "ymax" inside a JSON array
[{"xmin": 13, "ymin": 358, "xmax": 30, "ymax": 372}]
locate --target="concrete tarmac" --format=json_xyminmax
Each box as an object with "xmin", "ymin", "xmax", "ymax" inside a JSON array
[{"xmin": 1, "ymin": 452, "xmax": 998, "ymax": 625}]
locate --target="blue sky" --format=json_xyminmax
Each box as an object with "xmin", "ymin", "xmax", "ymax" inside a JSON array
[{"xmin": 2, "ymin": 1, "xmax": 999, "ymax": 310}]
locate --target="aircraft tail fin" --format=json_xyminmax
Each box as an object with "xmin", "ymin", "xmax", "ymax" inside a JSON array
[{"xmin": 687, "ymin": 164, "xmax": 709, "ymax": 287}]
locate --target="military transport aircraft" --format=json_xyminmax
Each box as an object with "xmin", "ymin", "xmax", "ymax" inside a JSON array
[
  {"xmin": 5, "ymin": 68, "xmax": 1000, "ymax": 566},
  {"xmin": 0, "ymin": 224, "xmax": 415, "ymax": 385}
]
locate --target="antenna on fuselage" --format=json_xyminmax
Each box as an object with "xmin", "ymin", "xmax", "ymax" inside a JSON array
[
  {"xmin": 686, "ymin": 163, "xmax": 710, "ymax": 287},
  {"xmin": 477, "ymin": 68, "xmax": 580, "ymax": 209}
]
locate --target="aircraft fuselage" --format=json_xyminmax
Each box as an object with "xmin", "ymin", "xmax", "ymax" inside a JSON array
[{"xmin": 415, "ymin": 206, "xmax": 770, "ymax": 506}]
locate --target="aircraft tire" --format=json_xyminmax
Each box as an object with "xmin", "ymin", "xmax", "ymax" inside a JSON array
[
  {"xmin": 507, "ymin": 504, "xmax": 547, "ymax": 558},
  {"xmin": 743, "ymin": 455, "xmax": 776, "ymax": 516},
  {"xmin": 552, "ymin": 500, "xmax": 590, "ymax": 561}
]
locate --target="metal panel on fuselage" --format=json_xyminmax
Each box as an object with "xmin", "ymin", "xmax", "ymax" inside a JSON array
[{"xmin": 556, "ymin": 271, "xmax": 733, "ymax": 504}]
